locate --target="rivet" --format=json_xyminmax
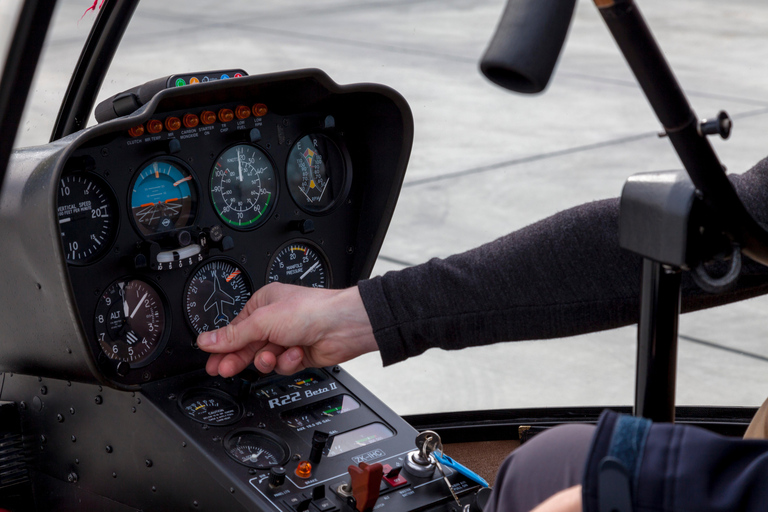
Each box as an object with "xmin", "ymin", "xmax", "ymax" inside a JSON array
[
  {"xmin": 40, "ymin": 386, "xmax": 47, "ymax": 395},
  {"xmin": 106, "ymin": 445, "xmax": 113, "ymax": 453},
  {"xmin": 112, "ymin": 472, "xmax": 117, "ymax": 478},
  {"xmin": 56, "ymin": 414, "xmax": 64, "ymax": 423},
  {"xmin": 71, "ymin": 435, "xmax": 76, "ymax": 442},
  {"xmin": 145, "ymin": 459, "xmax": 153, "ymax": 468}
]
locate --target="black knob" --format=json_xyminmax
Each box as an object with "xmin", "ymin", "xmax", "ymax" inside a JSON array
[
  {"xmin": 290, "ymin": 219, "xmax": 315, "ymax": 234},
  {"xmin": 699, "ymin": 111, "xmax": 731, "ymax": 139},
  {"xmin": 269, "ymin": 466, "xmax": 286, "ymax": 487},
  {"xmin": 309, "ymin": 431, "xmax": 329, "ymax": 465}
]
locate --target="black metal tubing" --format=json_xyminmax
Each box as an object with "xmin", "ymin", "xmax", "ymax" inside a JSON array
[
  {"xmin": 634, "ymin": 259, "xmax": 681, "ymax": 422},
  {"xmin": 596, "ymin": 0, "xmax": 768, "ymax": 266},
  {"xmin": 50, "ymin": 0, "xmax": 140, "ymax": 141},
  {"xmin": 0, "ymin": 0, "xmax": 58, "ymax": 191}
]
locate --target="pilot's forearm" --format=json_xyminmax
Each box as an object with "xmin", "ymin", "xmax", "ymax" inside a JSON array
[{"xmin": 359, "ymin": 158, "xmax": 768, "ymax": 366}]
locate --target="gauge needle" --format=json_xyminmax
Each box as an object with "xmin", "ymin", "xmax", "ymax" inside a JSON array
[
  {"xmin": 299, "ymin": 261, "xmax": 320, "ymax": 280},
  {"xmin": 238, "ymin": 147, "xmax": 243, "ymax": 182},
  {"xmin": 173, "ymin": 176, "xmax": 192, "ymax": 187},
  {"xmin": 130, "ymin": 292, "xmax": 148, "ymax": 319},
  {"xmin": 123, "ymin": 295, "xmax": 130, "ymax": 318},
  {"xmin": 249, "ymin": 449, "xmax": 263, "ymax": 461},
  {"xmin": 59, "ymin": 217, "xmax": 71, "ymax": 224}
]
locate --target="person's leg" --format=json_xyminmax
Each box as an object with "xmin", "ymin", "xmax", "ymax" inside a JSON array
[{"xmin": 484, "ymin": 424, "xmax": 595, "ymax": 512}]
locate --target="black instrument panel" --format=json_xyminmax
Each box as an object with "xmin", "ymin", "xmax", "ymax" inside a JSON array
[{"xmin": 56, "ymin": 71, "xmax": 408, "ymax": 387}]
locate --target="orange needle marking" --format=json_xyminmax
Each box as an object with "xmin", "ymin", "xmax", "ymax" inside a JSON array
[
  {"xmin": 226, "ymin": 270, "xmax": 241, "ymax": 282},
  {"xmin": 164, "ymin": 198, "xmax": 179, "ymax": 203},
  {"xmin": 140, "ymin": 202, "xmax": 154, "ymax": 207},
  {"xmin": 173, "ymin": 176, "xmax": 192, "ymax": 187}
]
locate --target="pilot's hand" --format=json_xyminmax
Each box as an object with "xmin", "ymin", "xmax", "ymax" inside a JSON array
[{"xmin": 197, "ymin": 283, "xmax": 377, "ymax": 377}]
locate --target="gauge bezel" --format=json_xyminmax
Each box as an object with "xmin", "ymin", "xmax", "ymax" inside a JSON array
[
  {"xmin": 127, "ymin": 156, "xmax": 200, "ymax": 240},
  {"xmin": 266, "ymin": 239, "xmax": 333, "ymax": 288},
  {"xmin": 183, "ymin": 257, "xmax": 254, "ymax": 335},
  {"xmin": 285, "ymin": 132, "xmax": 352, "ymax": 216},
  {"xmin": 93, "ymin": 276, "xmax": 171, "ymax": 369},
  {"xmin": 58, "ymin": 171, "xmax": 120, "ymax": 266},
  {"xmin": 223, "ymin": 428, "xmax": 291, "ymax": 469},
  {"xmin": 209, "ymin": 142, "xmax": 279, "ymax": 231},
  {"xmin": 178, "ymin": 388, "xmax": 243, "ymax": 426}
]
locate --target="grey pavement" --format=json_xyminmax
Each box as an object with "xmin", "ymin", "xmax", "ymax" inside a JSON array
[{"xmin": 5, "ymin": 0, "xmax": 768, "ymax": 415}]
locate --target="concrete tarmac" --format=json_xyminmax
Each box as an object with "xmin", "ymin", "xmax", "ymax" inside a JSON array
[{"xmin": 5, "ymin": 0, "xmax": 768, "ymax": 415}]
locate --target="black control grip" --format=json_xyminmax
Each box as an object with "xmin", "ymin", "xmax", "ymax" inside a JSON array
[{"xmin": 480, "ymin": 0, "xmax": 577, "ymax": 94}]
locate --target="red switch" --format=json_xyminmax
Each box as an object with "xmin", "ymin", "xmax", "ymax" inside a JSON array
[
  {"xmin": 382, "ymin": 464, "xmax": 408, "ymax": 488},
  {"xmin": 348, "ymin": 462, "xmax": 383, "ymax": 512}
]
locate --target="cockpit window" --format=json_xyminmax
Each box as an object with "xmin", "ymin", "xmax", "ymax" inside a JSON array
[{"xmin": 9, "ymin": 0, "xmax": 768, "ymax": 416}]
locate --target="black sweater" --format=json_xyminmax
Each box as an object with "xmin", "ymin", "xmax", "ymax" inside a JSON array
[{"xmin": 358, "ymin": 159, "xmax": 768, "ymax": 366}]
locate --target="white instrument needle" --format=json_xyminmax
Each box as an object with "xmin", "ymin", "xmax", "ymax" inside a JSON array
[
  {"xmin": 299, "ymin": 261, "xmax": 320, "ymax": 280},
  {"xmin": 130, "ymin": 292, "xmax": 148, "ymax": 318}
]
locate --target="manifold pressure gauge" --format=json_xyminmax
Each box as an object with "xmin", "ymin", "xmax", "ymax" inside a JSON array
[
  {"xmin": 185, "ymin": 259, "xmax": 252, "ymax": 334},
  {"xmin": 94, "ymin": 279, "xmax": 166, "ymax": 365},
  {"xmin": 267, "ymin": 241, "xmax": 331, "ymax": 288}
]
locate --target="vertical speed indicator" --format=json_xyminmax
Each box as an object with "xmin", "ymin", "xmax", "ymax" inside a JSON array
[
  {"xmin": 185, "ymin": 259, "xmax": 252, "ymax": 334},
  {"xmin": 58, "ymin": 173, "xmax": 117, "ymax": 265}
]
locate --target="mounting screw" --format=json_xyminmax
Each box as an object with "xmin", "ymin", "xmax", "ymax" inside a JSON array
[
  {"xmin": 230, "ymin": 487, "xmax": 235, "ymax": 494},
  {"xmin": 94, "ymin": 395, "xmax": 103, "ymax": 405},
  {"xmin": 56, "ymin": 414, "xmax": 64, "ymax": 423},
  {"xmin": 40, "ymin": 435, "xmax": 46, "ymax": 444},
  {"xmin": 193, "ymin": 500, "xmax": 199, "ymax": 507},
  {"xmin": 40, "ymin": 386, "xmax": 47, "ymax": 395},
  {"xmin": 167, "ymin": 394, "xmax": 176, "ymax": 400},
  {"xmin": 19, "ymin": 401, "xmax": 26, "ymax": 410},
  {"xmin": 71, "ymin": 436, "xmax": 76, "ymax": 443},
  {"xmin": 112, "ymin": 472, "xmax": 117, "ymax": 478},
  {"xmin": 67, "ymin": 472, "xmax": 78, "ymax": 483},
  {"xmin": 152, "ymin": 486, "xmax": 157, "ymax": 492},
  {"xmin": 346, "ymin": 246, "xmax": 354, "ymax": 254},
  {"xmin": 145, "ymin": 459, "xmax": 153, "ymax": 468},
  {"xmin": 69, "ymin": 407, "xmax": 75, "ymax": 415},
  {"xmin": 106, "ymin": 445, "xmax": 113, "ymax": 453},
  {"xmin": 333, "ymin": 366, "xmax": 341, "ymax": 373},
  {"xmin": 101, "ymin": 148, "xmax": 109, "ymax": 157}
]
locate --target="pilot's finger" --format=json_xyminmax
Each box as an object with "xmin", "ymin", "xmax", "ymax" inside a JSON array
[
  {"xmin": 273, "ymin": 347, "xmax": 306, "ymax": 375},
  {"xmin": 196, "ymin": 307, "xmax": 276, "ymax": 352},
  {"xmin": 205, "ymin": 352, "xmax": 226, "ymax": 376},
  {"xmin": 252, "ymin": 342, "xmax": 288, "ymax": 373},
  {"xmin": 216, "ymin": 343, "xmax": 263, "ymax": 378}
]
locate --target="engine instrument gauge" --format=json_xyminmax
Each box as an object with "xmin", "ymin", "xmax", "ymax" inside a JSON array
[
  {"xmin": 94, "ymin": 279, "xmax": 166, "ymax": 365},
  {"xmin": 130, "ymin": 159, "xmax": 198, "ymax": 237},
  {"xmin": 267, "ymin": 241, "xmax": 330, "ymax": 288},
  {"xmin": 180, "ymin": 389, "xmax": 241, "ymax": 425},
  {"xmin": 57, "ymin": 173, "xmax": 117, "ymax": 265},
  {"xmin": 286, "ymin": 134, "xmax": 348, "ymax": 213},
  {"xmin": 282, "ymin": 395, "xmax": 360, "ymax": 430},
  {"xmin": 185, "ymin": 259, "xmax": 252, "ymax": 334},
  {"xmin": 224, "ymin": 429, "xmax": 290, "ymax": 469},
  {"xmin": 210, "ymin": 144, "xmax": 276, "ymax": 229}
]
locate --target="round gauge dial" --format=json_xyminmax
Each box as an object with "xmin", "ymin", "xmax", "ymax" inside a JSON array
[
  {"xmin": 224, "ymin": 430, "xmax": 290, "ymax": 469},
  {"xmin": 130, "ymin": 159, "xmax": 198, "ymax": 237},
  {"xmin": 210, "ymin": 144, "xmax": 276, "ymax": 229},
  {"xmin": 94, "ymin": 279, "xmax": 166, "ymax": 365},
  {"xmin": 185, "ymin": 259, "xmax": 252, "ymax": 334},
  {"xmin": 180, "ymin": 389, "xmax": 241, "ymax": 425},
  {"xmin": 267, "ymin": 242, "xmax": 331, "ymax": 288},
  {"xmin": 57, "ymin": 173, "xmax": 117, "ymax": 265},
  {"xmin": 286, "ymin": 134, "xmax": 348, "ymax": 213}
]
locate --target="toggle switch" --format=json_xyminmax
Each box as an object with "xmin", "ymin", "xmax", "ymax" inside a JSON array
[{"xmin": 347, "ymin": 462, "xmax": 383, "ymax": 512}]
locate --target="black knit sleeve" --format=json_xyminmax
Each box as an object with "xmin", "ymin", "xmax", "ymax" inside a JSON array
[{"xmin": 358, "ymin": 158, "xmax": 768, "ymax": 366}]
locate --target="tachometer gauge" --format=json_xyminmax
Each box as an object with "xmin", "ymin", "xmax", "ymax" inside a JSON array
[
  {"xmin": 130, "ymin": 159, "xmax": 198, "ymax": 237},
  {"xmin": 267, "ymin": 241, "xmax": 331, "ymax": 288},
  {"xmin": 224, "ymin": 429, "xmax": 290, "ymax": 469},
  {"xmin": 180, "ymin": 389, "xmax": 241, "ymax": 426},
  {"xmin": 185, "ymin": 259, "xmax": 252, "ymax": 334},
  {"xmin": 94, "ymin": 279, "xmax": 166, "ymax": 365},
  {"xmin": 57, "ymin": 173, "xmax": 117, "ymax": 265},
  {"xmin": 210, "ymin": 144, "xmax": 276, "ymax": 229},
  {"xmin": 286, "ymin": 134, "xmax": 349, "ymax": 213}
]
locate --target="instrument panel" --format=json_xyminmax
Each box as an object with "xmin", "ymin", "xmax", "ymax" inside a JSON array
[{"xmin": 46, "ymin": 70, "xmax": 411, "ymax": 387}]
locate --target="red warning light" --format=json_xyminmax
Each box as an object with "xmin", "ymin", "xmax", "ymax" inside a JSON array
[
  {"xmin": 183, "ymin": 113, "xmax": 199, "ymax": 128},
  {"xmin": 165, "ymin": 117, "xmax": 181, "ymax": 132},
  {"xmin": 218, "ymin": 108, "xmax": 234, "ymax": 123},
  {"xmin": 146, "ymin": 119, "xmax": 163, "ymax": 134},
  {"xmin": 128, "ymin": 124, "xmax": 144, "ymax": 137},
  {"xmin": 252, "ymin": 103, "xmax": 268, "ymax": 117},
  {"xmin": 235, "ymin": 105, "xmax": 251, "ymax": 120},
  {"xmin": 200, "ymin": 111, "xmax": 216, "ymax": 125}
]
